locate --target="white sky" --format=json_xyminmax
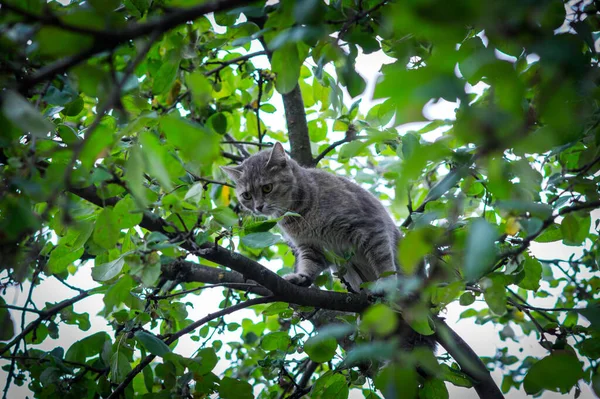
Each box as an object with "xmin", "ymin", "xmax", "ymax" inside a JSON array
[{"xmin": 2, "ymin": 12, "xmax": 600, "ymax": 399}]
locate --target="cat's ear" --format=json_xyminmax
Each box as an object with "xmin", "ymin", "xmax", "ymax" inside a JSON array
[
  {"xmin": 220, "ymin": 165, "xmax": 243, "ymax": 182},
  {"xmin": 266, "ymin": 142, "xmax": 287, "ymax": 168}
]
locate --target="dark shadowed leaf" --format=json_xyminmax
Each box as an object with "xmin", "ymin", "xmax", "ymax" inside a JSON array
[
  {"xmin": 464, "ymin": 218, "xmax": 497, "ymax": 282},
  {"xmin": 218, "ymin": 377, "xmax": 253, "ymax": 399},
  {"xmin": 523, "ymin": 352, "xmax": 583, "ymax": 394},
  {"xmin": 2, "ymin": 90, "xmax": 54, "ymax": 138},
  {"xmin": 0, "ymin": 298, "xmax": 15, "ymax": 340},
  {"xmin": 135, "ymin": 331, "xmax": 171, "ymax": 357}
]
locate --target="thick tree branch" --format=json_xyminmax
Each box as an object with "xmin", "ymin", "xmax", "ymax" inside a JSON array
[
  {"xmin": 281, "ymin": 84, "xmax": 314, "ymax": 167},
  {"xmin": 433, "ymin": 316, "xmax": 504, "ymax": 399},
  {"xmin": 252, "ymin": 32, "xmax": 313, "ymax": 166}
]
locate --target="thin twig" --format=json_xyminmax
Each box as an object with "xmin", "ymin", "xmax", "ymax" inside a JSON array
[
  {"xmin": 204, "ymin": 50, "xmax": 268, "ymax": 77},
  {"xmin": 1, "ymin": 355, "xmax": 108, "ymax": 374},
  {"xmin": 0, "ymin": 304, "xmax": 42, "ymax": 314},
  {"xmin": 313, "ymin": 131, "xmax": 366, "ymax": 165},
  {"xmin": 221, "ymin": 151, "xmax": 246, "ymax": 163},
  {"xmin": 221, "ymin": 140, "xmax": 273, "ymax": 148},
  {"xmin": 149, "ymin": 282, "xmax": 259, "ymax": 300},
  {"xmin": 256, "ymin": 70, "xmax": 264, "ymax": 143}
]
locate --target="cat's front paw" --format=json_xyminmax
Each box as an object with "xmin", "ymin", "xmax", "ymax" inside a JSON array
[{"xmin": 283, "ymin": 273, "xmax": 312, "ymax": 287}]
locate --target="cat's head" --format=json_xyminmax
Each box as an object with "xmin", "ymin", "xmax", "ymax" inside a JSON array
[{"xmin": 221, "ymin": 142, "xmax": 296, "ymax": 217}]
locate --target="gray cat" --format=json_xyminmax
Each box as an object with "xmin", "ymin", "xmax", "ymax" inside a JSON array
[{"xmin": 221, "ymin": 142, "xmax": 402, "ymax": 292}]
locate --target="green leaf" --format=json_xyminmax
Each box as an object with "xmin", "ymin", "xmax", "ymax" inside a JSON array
[
  {"xmin": 420, "ymin": 378, "xmax": 449, "ymax": 399},
  {"xmin": 342, "ymin": 341, "xmax": 396, "ymax": 367},
  {"xmin": 561, "ymin": 213, "xmax": 590, "ymax": 246},
  {"xmin": 424, "ymin": 167, "xmax": 465, "ymax": 204},
  {"xmin": 398, "ymin": 229, "xmax": 431, "ymax": 275},
  {"xmin": 523, "ymin": 352, "xmax": 583, "ymax": 394},
  {"xmin": 160, "ymin": 115, "xmax": 220, "ymax": 165},
  {"xmin": 125, "ymin": 144, "xmax": 148, "ymax": 207},
  {"xmin": 262, "ymin": 302, "xmax": 290, "ymax": 315},
  {"xmin": 210, "ymin": 206, "xmax": 238, "ymax": 228},
  {"xmin": 134, "ymin": 331, "xmax": 171, "ymax": 357},
  {"xmin": 92, "ymin": 208, "xmax": 120, "ymax": 249},
  {"xmin": 463, "ymin": 218, "xmax": 497, "ymax": 282},
  {"xmin": 261, "ymin": 331, "xmax": 291, "ymax": 351},
  {"xmin": 110, "ymin": 351, "xmax": 132, "ymax": 383},
  {"xmin": 65, "ymin": 332, "xmax": 110, "ymax": 363},
  {"xmin": 183, "ymin": 182, "xmax": 204, "ymax": 204},
  {"xmin": 241, "ymin": 232, "xmax": 282, "ymax": 248},
  {"xmin": 535, "ymin": 223, "xmax": 562, "ymax": 242},
  {"xmin": 153, "ymin": 54, "xmax": 180, "ymax": 95},
  {"xmin": 113, "ymin": 196, "xmax": 143, "ymax": 229},
  {"xmin": 312, "ymin": 373, "xmax": 348, "ymax": 399},
  {"xmin": 139, "ymin": 131, "xmax": 174, "ymax": 191},
  {"xmin": 375, "ymin": 366, "xmax": 418, "ymax": 399},
  {"xmin": 218, "ymin": 377, "xmax": 253, "ymax": 399},
  {"xmin": 36, "ymin": 27, "xmax": 93, "ymax": 57},
  {"xmin": 80, "ymin": 124, "xmax": 114, "ymax": 169},
  {"xmin": 304, "ymin": 334, "xmax": 338, "ymax": 363},
  {"xmin": 61, "ymin": 96, "xmax": 84, "ymax": 116},
  {"xmin": 186, "ymin": 71, "xmax": 213, "ymax": 107},
  {"xmin": 47, "ymin": 245, "xmax": 84, "ymax": 274},
  {"xmin": 92, "ymin": 255, "xmax": 126, "ymax": 282},
  {"xmin": 191, "ymin": 348, "xmax": 218, "ymax": 375},
  {"xmin": 2, "ymin": 90, "xmax": 54, "ymax": 138},
  {"xmin": 244, "ymin": 219, "xmax": 277, "ymax": 233},
  {"xmin": 0, "ymin": 297, "xmax": 15, "ymax": 341},
  {"xmin": 439, "ymin": 364, "xmax": 473, "ymax": 388},
  {"xmin": 482, "ymin": 275, "xmax": 507, "ymax": 316},
  {"xmin": 517, "ymin": 256, "xmax": 542, "ymax": 291},
  {"xmin": 208, "ymin": 112, "xmax": 227, "ymax": 134},
  {"xmin": 360, "ymin": 304, "xmax": 398, "ymax": 336},
  {"xmin": 272, "ymin": 43, "xmax": 301, "ymax": 94},
  {"xmin": 459, "ymin": 292, "xmax": 475, "ymax": 306},
  {"xmin": 577, "ymin": 306, "xmax": 600, "ymax": 332}
]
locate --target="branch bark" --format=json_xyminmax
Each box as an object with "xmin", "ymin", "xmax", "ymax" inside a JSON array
[
  {"xmin": 281, "ymin": 84, "xmax": 313, "ymax": 167},
  {"xmin": 433, "ymin": 316, "xmax": 504, "ymax": 399}
]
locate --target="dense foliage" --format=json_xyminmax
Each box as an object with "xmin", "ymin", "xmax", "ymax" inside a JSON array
[{"xmin": 1, "ymin": 0, "xmax": 600, "ymax": 398}]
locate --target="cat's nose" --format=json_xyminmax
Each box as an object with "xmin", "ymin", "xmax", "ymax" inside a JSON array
[{"xmin": 255, "ymin": 205, "xmax": 264, "ymax": 212}]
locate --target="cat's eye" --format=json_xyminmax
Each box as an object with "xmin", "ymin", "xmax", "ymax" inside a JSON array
[
  {"xmin": 262, "ymin": 184, "xmax": 273, "ymax": 194},
  {"xmin": 241, "ymin": 192, "xmax": 252, "ymax": 200}
]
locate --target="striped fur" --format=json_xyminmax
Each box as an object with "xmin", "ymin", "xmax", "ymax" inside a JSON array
[{"xmin": 221, "ymin": 142, "xmax": 402, "ymax": 292}]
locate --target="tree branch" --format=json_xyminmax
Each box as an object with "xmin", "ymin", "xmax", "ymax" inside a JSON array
[
  {"xmin": 313, "ymin": 127, "xmax": 363, "ymax": 165},
  {"xmin": 433, "ymin": 316, "xmax": 504, "ymax": 399},
  {"xmin": 281, "ymin": 84, "xmax": 314, "ymax": 167},
  {"xmin": 14, "ymin": 0, "xmax": 254, "ymax": 92},
  {"xmin": 204, "ymin": 50, "xmax": 268, "ymax": 77},
  {"xmin": 0, "ymin": 290, "xmax": 91, "ymax": 357},
  {"xmin": 106, "ymin": 296, "xmax": 277, "ymax": 399}
]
